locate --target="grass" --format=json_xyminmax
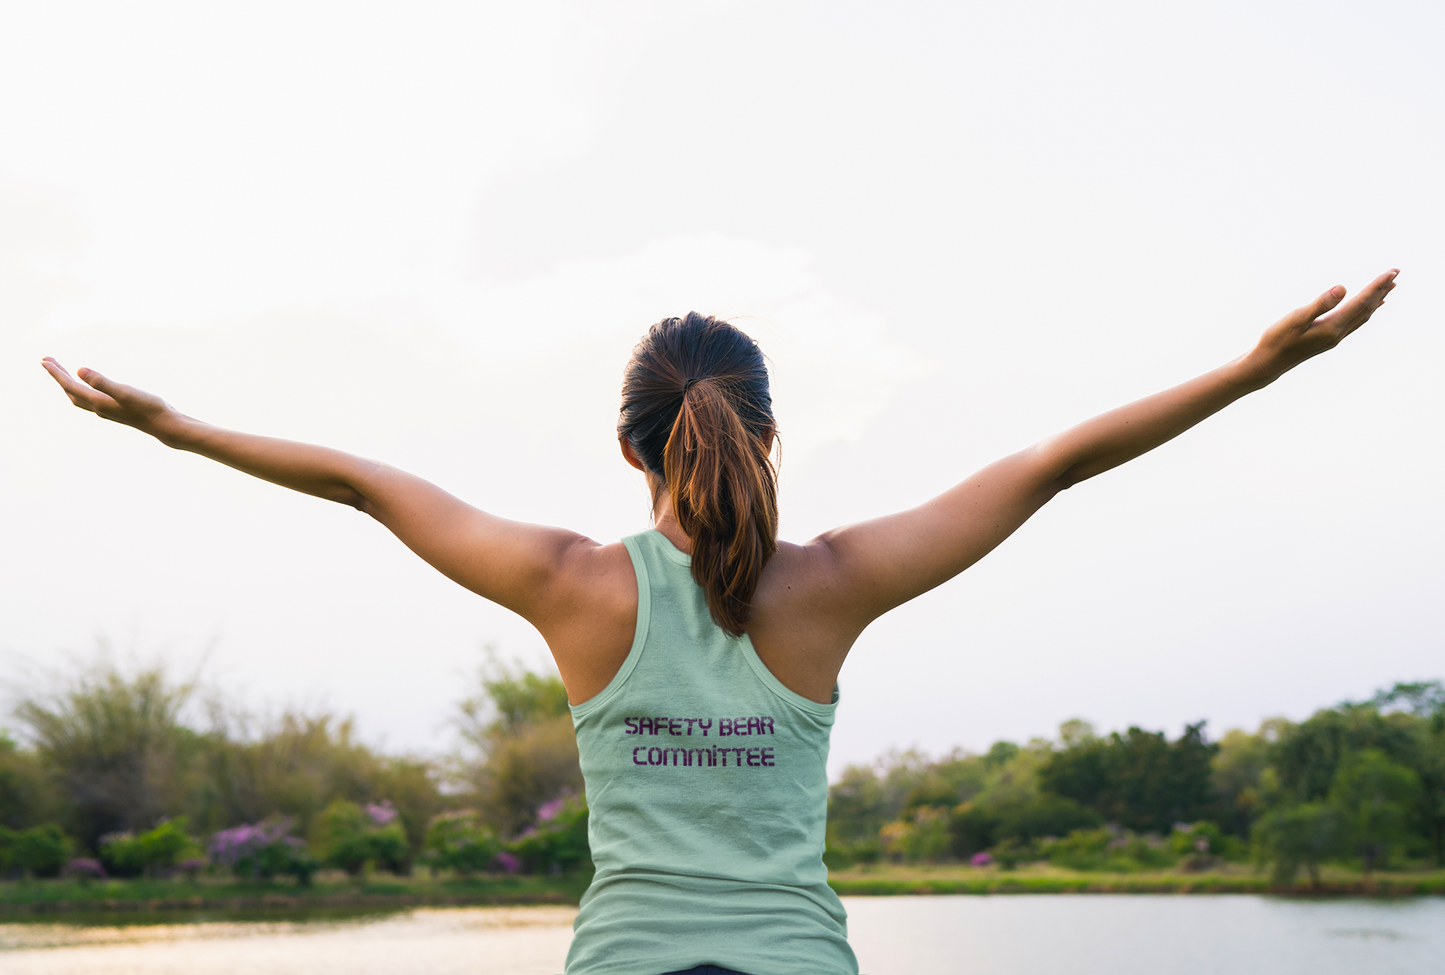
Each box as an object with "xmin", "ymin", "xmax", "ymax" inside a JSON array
[
  {"xmin": 825, "ymin": 861, "xmax": 1445, "ymax": 896},
  {"xmin": 5, "ymin": 862, "xmax": 1443, "ymax": 918},
  {"xmin": 0, "ymin": 870, "xmax": 592, "ymax": 917}
]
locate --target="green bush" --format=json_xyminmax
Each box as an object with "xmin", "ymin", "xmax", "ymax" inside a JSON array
[
  {"xmin": 990, "ymin": 836, "xmax": 1037, "ymax": 870},
  {"xmin": 1042, "ymin": 827, "xmax": 1174, "ymax": 873},
  {"xmin": 1253, "ymin": 802, "xmax": 1342, "ymax": 887},
  {"xmin": 999, "ymin": 795, "xmax": 1102, "ymax": 843},
  {"xmin": 823, "ymin": 837, "xmax": 880, "ymax": 870},
  {"xmin": 316, "ymin": 799, "xmax": 409, "ymax": 876},
  {"xmin": 948, "ymin": 802, "xmax": 1001, "ymax": 859},
  {"xmin": 1329, "ymin": 748, "xmax": 1421, "ymax": 875},
  {"xmin": 99, "ymin": 818, "xmax": 201, "ymax": 878},
  {"xmin": 880, "ymin": 805, "xmax": 952, "ymax": 863},
  {"xmin": 509, "ymin": 796, "xmax": 590, "ymax": 875},
  {"xmin": 0, "ymin": 823, "xmax": 71, "ymax": 878},
  {"xmin": 1169, "ymin": 820, "xmax": 1225, "ymax": 857},
  {"xmin": 422, "ymin": 810, "xmax": 500, "ymax": 876}
]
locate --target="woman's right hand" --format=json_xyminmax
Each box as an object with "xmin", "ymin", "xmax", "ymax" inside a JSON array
[{"xmin": 42, "ymin": 358, "xmax": 182, "ymax": 442}]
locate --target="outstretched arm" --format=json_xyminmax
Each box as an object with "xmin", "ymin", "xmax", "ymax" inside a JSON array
[
  {"xmin": 40, "ymin": 359, "xmax": 590, "ymax": 619},
  {"xmin": 814, "ymin": 269, "xmax": 1399, "ymax": 630}
]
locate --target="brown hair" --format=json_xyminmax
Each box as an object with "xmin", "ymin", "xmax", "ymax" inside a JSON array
[{"xmin": 618, "ymin": 312, "xmax": 778, "ymax": 636}]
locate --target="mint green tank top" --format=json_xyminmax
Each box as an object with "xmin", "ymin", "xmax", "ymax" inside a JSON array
[{"xmin": 565, "ymin": 530, "xmax": 857, "ymax": 975}]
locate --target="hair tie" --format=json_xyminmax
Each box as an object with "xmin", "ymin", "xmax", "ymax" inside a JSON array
[{"xmin": 683, "ymin": 377, "xmax": 702, "ymax": 394}]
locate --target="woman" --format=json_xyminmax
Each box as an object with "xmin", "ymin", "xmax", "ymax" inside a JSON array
[{"xmin": 43, "ymin": 269, "xmax": 1397, "ymax": 974}]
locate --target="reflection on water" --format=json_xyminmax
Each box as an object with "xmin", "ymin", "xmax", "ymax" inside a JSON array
[
  {"xmin": 0, "ymin": 906, "xmax": 578, "ymax": 975},
  {"xmin": 845, "ymin": 895, "xmax": 1445, "ymax": 975},
  {"xmin": 3, "ymin": 896, "xmax": 1442, "ymax": 974}
]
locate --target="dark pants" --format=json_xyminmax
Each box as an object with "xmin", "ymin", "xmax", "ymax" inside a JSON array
[{"xmin": 661, "ymin": 968, "xmax": 753, "ymax": 975}]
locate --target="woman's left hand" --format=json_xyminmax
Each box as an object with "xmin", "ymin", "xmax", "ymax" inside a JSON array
[{"xmin": 1248, "ymin": 268, "xmax": 1398, "ymax": 384}]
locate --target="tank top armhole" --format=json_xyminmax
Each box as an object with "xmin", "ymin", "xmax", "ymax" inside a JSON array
[
  {"xmin": 738, "ymin": 634, "xmax": 839, "ymax": 718},
  {"xmin": 569, "ymin": 533, "xmax": 653, "ymax": 721}
]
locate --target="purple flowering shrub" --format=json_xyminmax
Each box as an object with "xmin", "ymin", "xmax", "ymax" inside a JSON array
[
  {"xmin": 63, "ymin": 857, "xmax": 107, "ymax": 882},
  {"xmin": 508, "ymin": 795, "xmax": 589, "ymax": 875},
  {"xmin": 421, "ymin": 810, "xmax": 500, "ymax": 876},
  {"xmin": 317, "ymin": 799, "xmax": 408, "ymax": 876},
  {"xmin": 209, "ymin": 817, "xmax": 316, "ymax": 885},
  {"xmin": 366, "ymin": 800, "xmax": 399, "ymax": 826}
]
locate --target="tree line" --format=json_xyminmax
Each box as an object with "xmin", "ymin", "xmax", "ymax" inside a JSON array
[
  {"xmin": 4, "ymin": 659, "xmax": 1441, "ymax": 887},
  {"xmin": 0, "ymin": 656, "xmax": 586, "ymax": 881},
  {"xmin": 825, "ymin": 681, "xmax": 1445, "ymax": 884}
]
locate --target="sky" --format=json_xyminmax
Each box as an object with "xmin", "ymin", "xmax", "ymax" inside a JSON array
[{"xmin": 1, "ymin": 0, "xmax": 1441, "ymax": 775}]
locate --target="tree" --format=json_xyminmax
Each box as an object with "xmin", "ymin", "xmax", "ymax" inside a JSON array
[
  {"xmin": 1328, "ymin": 749, "xmax": 1421, "ymax": 877},
  {"xmin": 1039, "ymin": 722, "xmax": 1218, "ymax": 833},
  {"xmin": 1252, "ymin": 802, "xmax": 1342, "ymax": 888},
  {"xmin": 0, "ymin": 823, "xmax": 71, "ymax": 879},
  {"xmin": 0, "ymin": 731, "xmax": 62, "ymax": 830},
  {"xmin": 15, "ymin": 663, "xmax": 207, "ymax": 849},
  {"xmin": 1367, "ymin": 681, "xmax": 1445, "ymax": 867},
  {"xmin": 455, "ymin": 659, "xmax": 583, "ymax": 837},
  {"xmin": 1417, "ymin": 715, "xmax": 1445, "ymax": 866},
  {"xmin": 1211, "ymin": 718, "xmax": 1290, "ymax": 837},
  {"xmin": 1270, "ymin": 705, "xmax": 1417, "ymax": 804}
]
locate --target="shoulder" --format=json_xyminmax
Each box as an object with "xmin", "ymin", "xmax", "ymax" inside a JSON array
[
  {"xmin": 747, "ymin": 539, "xmax": 858, "ymax": 705},
  {"xmin": 537, "ymin": 537, "xmax": 641, "ymax": 705},
  {"xmin": 752, "ymin": 538, "xmax": 848, "ymax": 612},
  {"xmin": 547, "ymin": 536, "xmax": 637, "ymax": 610}
]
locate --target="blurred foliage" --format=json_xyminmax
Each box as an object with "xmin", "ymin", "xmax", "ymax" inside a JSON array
[
  {"xmin": 1253, "ymin": 802, "xmax": 1342, "ymax": 886},
  {"xmin": 6, "ymin": 655, "xmax": 1440, "ymax": 885},
  {"xmin": 453, "ymin": 656, "xmax": 583, "ymax": 838},
  {"xmin": 1211, "ymin": 719, "xmax": 1288, "ymax": 837},
  {"xmin": 1328, "ymin": 748, "xmax": 1420, "ymax": 876},
  {"xmin": 1038, "ymin": 722, "xmax": 1217, "ymax": 833},
  {"xmin": 829, "ymin": 680, "xmax": 1445, "ymax": 877},
  {"xmin": 98, "ymin": 817, "xmax": 201, "ymax": 878},
  {"xmin": 209, "ymin": 817, "xmax": 316, "ymax": 884},
  {"xmin": 2, "ymin": 652, "xmax": 585, "ymax": 880},
  {"xmin": 14, "ymin": 664, "xmax": 209, "ymax": 849},
  {"xmin": 316, "ymin": 799, "xmax": 409, "ymax": 876},
  {"xmin": 510, "ymin": 795, "xmax": 591, "ymax": 875},
  {"xmin": 0, "ymin": 823, "xmax": 70, "ymax": 878},
  {"xmin": 0, "ymin": 731, "xmax": 63, "ymax": 830},
  {"xmin": 422, "ymin": 810, "xmax": 501, "ymax": 876}
]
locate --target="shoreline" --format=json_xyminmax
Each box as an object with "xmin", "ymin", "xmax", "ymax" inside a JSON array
[
  {"xmin": 4, "ymin": 866, "xmax": 1444, "ymax": 918},
  {"xmin": 826, "ymin": 863, "xmax": 1445, "ymax": 897}
]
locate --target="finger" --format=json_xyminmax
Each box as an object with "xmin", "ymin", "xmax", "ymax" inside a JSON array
[
  {"xmin": 1299, "ymin": 285, "xmax": 1347, "ymax": 322},
  {"xmin": 77, "ymin": 366, "xmax": 123, "ymax": 397},
  {"xmin": 1330, "ymin": 270, "xmax": 1398, "ymax": 337},
  {"xmin": 42, "ymin": 358, "xmax": 96, "ymax": 401},
  {"xmin": 41, "ymin": 358, "xmax": 118, "ymax": 413}
]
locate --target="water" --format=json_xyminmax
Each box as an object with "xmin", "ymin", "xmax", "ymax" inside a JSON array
[{"xmin": 2, "ymin": 896, "xmax": 1440, "ymax": 974}]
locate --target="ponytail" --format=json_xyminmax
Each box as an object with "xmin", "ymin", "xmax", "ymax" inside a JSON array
[
  {"xmin": 617, "ymin": 313, "xmax": 779, "ymax": 637},
  {"xmin": 663, "ymin": 379, "xmax": 777, "ymax": 636}
]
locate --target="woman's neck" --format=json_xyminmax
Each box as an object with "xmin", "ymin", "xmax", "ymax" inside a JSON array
[{"xmin": 650, "ymin": 488, "xmax": 692, "ymax": 555}]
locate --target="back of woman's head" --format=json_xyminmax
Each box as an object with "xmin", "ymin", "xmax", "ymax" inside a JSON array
[{"xmin": 618, "ymin": 312, "xmax": 778, "ymax": 637}]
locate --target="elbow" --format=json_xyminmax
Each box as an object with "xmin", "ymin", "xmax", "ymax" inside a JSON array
[
  {"xmin": 1028, "ymin": 441, "xmax": 1083, "ymax": 494},
  {"xmin": 1051, "ymin": 466, "xmax": 1084, "ymax": 492}
]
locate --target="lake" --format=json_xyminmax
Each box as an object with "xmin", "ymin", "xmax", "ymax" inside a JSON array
[{"xmin": 2, "ymin": 895, "xmax": 1440, "ymax": 974}]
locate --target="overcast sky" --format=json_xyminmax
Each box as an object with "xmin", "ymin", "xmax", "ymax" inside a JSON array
[{"xmin": 2, "ymin": 0, "xmax": 1440, "ymax": 774}]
